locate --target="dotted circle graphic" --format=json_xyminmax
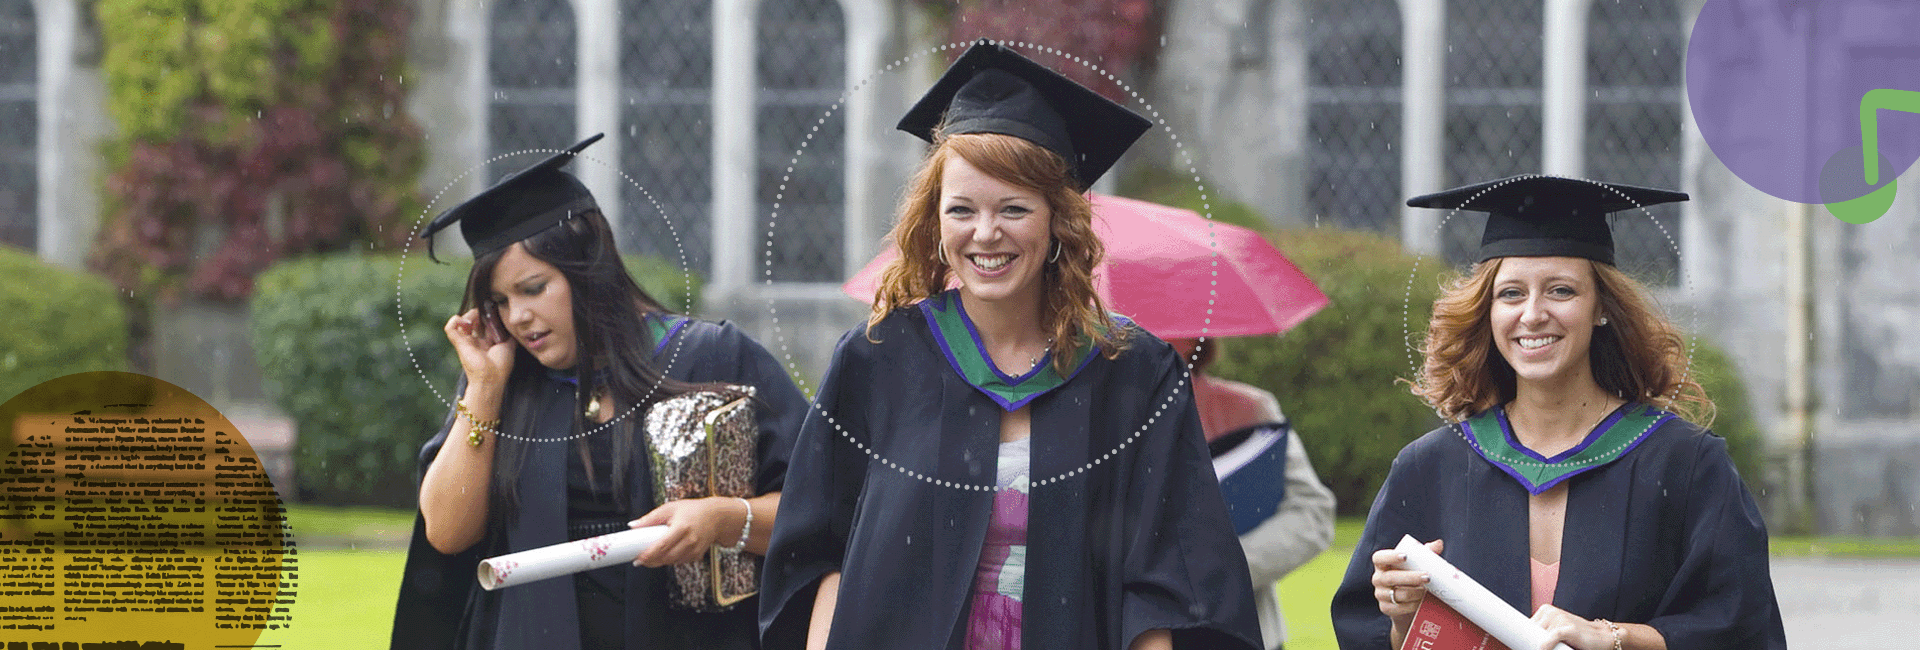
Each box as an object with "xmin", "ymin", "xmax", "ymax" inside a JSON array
[
  {"xmin": 1396, "ymin": 175, "xmax": 1700, "ymax": 448},
  {"xmin": 395, "ymin": 149, "xmax": 699, "ymax": 443},
  {"xmin": 759, "ymin": 39, "xmax": 1224, "ymax": 491}
]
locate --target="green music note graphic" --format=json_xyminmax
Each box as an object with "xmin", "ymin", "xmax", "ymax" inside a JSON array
[{"xmin": 1827, "ymin": 88, "xmax": 1920, "ymax": 224}]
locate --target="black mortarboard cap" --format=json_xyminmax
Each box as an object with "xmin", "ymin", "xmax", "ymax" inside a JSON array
[
  {"xmin": 1405, "ymin": 174, "xmax": 1689, "ymax": 265},
  {"xmin": 419, "ymin": 134, "xmax": 604, "ymax": 258},
  {"xmin": 896, "ymin": 40, "xmax": 1150, "ymax": 191}
]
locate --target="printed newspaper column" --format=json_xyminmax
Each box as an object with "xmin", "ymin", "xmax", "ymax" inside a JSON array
[{"xmin": 0, "ymin": 372, "xmax": 295, "ymax": 647}]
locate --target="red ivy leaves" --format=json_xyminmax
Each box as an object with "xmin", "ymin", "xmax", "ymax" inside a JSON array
[
  {"xmin": 92, "ymin": 0, "xmax": 423, "ymax": 302},
  {"xmin": 941, "ymin": 0, "xmax": 1160, "ymax": 101}
]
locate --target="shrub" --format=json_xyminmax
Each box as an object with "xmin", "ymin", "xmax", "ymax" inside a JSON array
[
  {"xmin": 1689, "ymin": 339, "xmax": 1765, "ymax": 489},
  {"xmin": 251, "ymin": 251, "xmax": 700, "ymax": 505},
  {"xmin": 0, "ymin": 248, "xmax": 129, "ymax": 402},
  {"xmin": 1206, "ymin": 227, "xmax": 1447, "ymax": 515}
]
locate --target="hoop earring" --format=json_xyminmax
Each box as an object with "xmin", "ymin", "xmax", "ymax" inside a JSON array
[
  {"xmin": 1049, "ymin": 240, "xmax": 1062, "ymax": 264},
  {"xmin": 937, "ymin": 245, "xmax": 950, "ymax": 266}
]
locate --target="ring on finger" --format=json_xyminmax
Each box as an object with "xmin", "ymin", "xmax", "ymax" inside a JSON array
[{"xmin": 1389, "ymin": 587, "xmax": 1399, "ymax": 605}]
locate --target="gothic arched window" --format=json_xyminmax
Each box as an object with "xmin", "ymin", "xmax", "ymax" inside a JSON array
[
  {"xmin": 0, "ymin": 0, "xmax": 35, "ymax": 250},
  {"xmin": 756, "ymin": 0, "xmax": 846, "ymax": 282},
  {"xmin": 1587, "ymin": 0, "xmax": 1684, "ymax": 282},
  {"xmin": 1306, "ymin": 0, "xmax": 1402, "ymax": 233},
  {"xmin": 620, "ymin": 0, "xmax": 713, "ymax": 275},
  {"xmin": 1442, "ymin": 0, "xmax": 1543, "ymax": 264},
  {"xmin": 488, "ymin": 0, "xmax": 578, "ymax": 181}
]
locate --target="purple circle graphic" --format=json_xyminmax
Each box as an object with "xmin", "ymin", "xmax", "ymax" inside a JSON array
[{"xmin": 1686, "ymin": 0, "xmax": 1920, "ymax": 204}]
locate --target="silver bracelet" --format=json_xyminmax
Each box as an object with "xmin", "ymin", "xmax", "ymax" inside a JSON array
[{"xmin": 729, "ymin": 497, "xmax": 752, "ymax": 552}]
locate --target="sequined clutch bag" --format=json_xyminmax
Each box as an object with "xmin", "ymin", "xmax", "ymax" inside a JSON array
[{"xmin": 644, "ymin": 386, "xmax": 759, "ymax": 612}]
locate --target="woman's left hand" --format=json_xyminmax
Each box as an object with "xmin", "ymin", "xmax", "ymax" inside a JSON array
[
  {"xmin": 1531, "ymin": 605, "xmax": 1619, "ymax": 650},
  {"xmin": 628, "ymin": 497, "xmax": 747, "ymax": 567}
]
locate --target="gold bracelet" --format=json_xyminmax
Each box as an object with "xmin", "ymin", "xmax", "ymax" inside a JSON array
[
  {"xmin": 457, "ymin": 400, "xmax": 500, "ymax": 447},
  {"xmin": 1597, "ymin": 619, "xmax": 1623, "ymax": 650}
]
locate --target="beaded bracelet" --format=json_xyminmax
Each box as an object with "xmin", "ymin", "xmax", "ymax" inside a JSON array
[
  {"xmin": 728, "ymin": 497, "xmax": 753, "ymax": 552},
  {"xmin": 457, "ymin": 400, "xmax": 500, "ymax": 447},
  {"xmin": 1597, "ymin": 619, "xmax": 1623, "ymax": 650}
]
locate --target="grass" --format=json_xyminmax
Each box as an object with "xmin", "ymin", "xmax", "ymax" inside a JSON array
[
  {"xmin": 253, "ymin": 549, "xmax": 408, "ymax": 647},
  {"xmin": 251, "ymin": 506, "xmax": 414, "ymax": 647},
  {"xmin": 281, "ymin": 503, "xmax": 415, "ymax": 547},
  {"xmin": 1278, "ymin": 517, "xmax": 1920, "ymax": 650},
  {"xmin": 1768, "ymin": 534, "xmax": 1920, "ymax": 558},
  {"xmin": 256, "ymin": 508, "xmax": 1918, "ymax": 650},
  {"xmin": 1276, "ymin": 518, "xmax": 1367, "ymax": 650}
]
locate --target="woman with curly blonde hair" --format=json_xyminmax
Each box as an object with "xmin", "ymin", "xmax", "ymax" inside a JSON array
[
  {"xmin": 761, "ymin": 41, "xmax": 1261, "ymax": 650},
  {"xmin": 1331, "ymin": 175, "xmax": 1785, "ymax": 650}
]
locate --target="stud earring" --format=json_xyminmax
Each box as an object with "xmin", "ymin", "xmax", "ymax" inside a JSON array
[{"xmin": 1598, "ymin": 317, "xmax": 1611, "ymax": 326}]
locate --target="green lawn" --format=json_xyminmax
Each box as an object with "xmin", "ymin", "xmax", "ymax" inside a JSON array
[
  {"xmin": 254, "ymin": 548, "xmax": 408, "ymax": 648},
  {"xmin": 258, "ymin": 508, "xmax": 1916, "ymax": 650},
  {"xmin": 1277, "ymin": 517, "xmax": 1920, "ymax": 650},
  {"xmin": 1276, "ymin": 518, "xmax": 1366, "ymax": 650},
  {"xmin": 252, "ymin": 505, "xmax": 414, "ymax": 647},
  {"xmin": 1769, "ymin": 533, "xmax": 1920, "ymax": 558}
]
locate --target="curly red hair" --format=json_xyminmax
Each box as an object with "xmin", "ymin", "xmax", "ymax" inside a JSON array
[
  {"xmin": 1410, "ymin": 258, "xmax": 1712, "ymax": 424},
  {"xmin": 865, "ymin": 132, "xmax": 1128, "ymax": 372}
]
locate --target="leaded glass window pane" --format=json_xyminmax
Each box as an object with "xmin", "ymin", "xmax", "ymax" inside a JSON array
[
  {"xmin": 0, "ymin": 0, "xmax": 35, "ymax": 250},
  {"xmin": 1588, "ymin": 0, "xmax": 1684, "ymax": 284},
  {"xmin": 488, "ymin": 0, "xmax": 577, "ymax": 182},
  {"xmin": 1443, "ymin": 0, "xmax": 1544, "ymax": 265},
  {"xmin": 756, "ymin": 0, "xmax": 845, "ymax": 282},
  {"xmin": 620, "ymin": 0, "xmax": 712, "ymax": 276},
  {"xmin": 1307, "ymin": 0, "xmax": 1401, "ymax": 233}
]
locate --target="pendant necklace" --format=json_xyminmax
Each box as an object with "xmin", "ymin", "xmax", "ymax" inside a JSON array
[
  {"xmin": 581, "ymin": 386, "xmax": 607, "ymax": 421},
  {"xmin": 1022, "ymin": 337, "xmax": 1057, "ymax": 373}
]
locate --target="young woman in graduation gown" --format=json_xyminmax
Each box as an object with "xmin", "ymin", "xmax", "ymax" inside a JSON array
[
  {"xmin": 759, "ymin": 41, "xmax": 1262, "ymax": 650},
  {"xmin": 1330, "ymin": 175, "xmax": 1787, "ymax": 650},
  {"xmin": 390, "ymin": 135, "xmax": 807, "ymax": 650}
]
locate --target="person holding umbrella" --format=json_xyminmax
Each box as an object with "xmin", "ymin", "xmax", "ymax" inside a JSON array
[{"xmin": 759, "ymin": 40, "xmax": 1261, "ymax": 650}]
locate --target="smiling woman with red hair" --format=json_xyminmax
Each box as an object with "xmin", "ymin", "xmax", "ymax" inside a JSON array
[
  {"xmin": 1330, "ymin": 175, "xmax": 1786, "ymax": 650},
  {"xmin": 760, "ymin": 41, "xmax": 1260, "ymax": 650}
]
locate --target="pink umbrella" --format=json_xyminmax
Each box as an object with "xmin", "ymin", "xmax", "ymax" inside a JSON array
[{"xmin": 841, "ymin": 193, "xmax": 1329, "ymax": 339}]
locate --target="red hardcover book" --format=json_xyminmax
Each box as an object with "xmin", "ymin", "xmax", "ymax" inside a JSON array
[{"xmin": 1399, "ymin": 597, "xmax": 1512, "ymax": 650}]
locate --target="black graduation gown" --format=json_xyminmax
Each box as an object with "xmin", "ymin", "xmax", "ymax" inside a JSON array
[
  {"xmin": 1329, "ymin": 414, "xmax": 1787, "ymax": 650},
  {"xmin": 758, "ymin": 305, "xmax": 1262, "ymax": 650},
  {"xmin": 390, "ymin": 318, "xmax": 807, "ymax": 650}
]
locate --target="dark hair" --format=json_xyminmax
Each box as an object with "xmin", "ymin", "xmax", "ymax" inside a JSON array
[{"xmin": 459, "ymin": 209, "xmax": 700, "ymax": 514}]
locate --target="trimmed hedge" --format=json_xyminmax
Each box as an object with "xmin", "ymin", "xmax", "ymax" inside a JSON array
[
  {"xmin": 251, "ymin": 251, "xmax": 700, "ymax": 505},
  {"xmin": 1689, "ymin": 339, "xmax": 1765, "ymax": 490},
  {"xmin": 0, "ymin": 248, "xmax": 129, "ymax": 402}
]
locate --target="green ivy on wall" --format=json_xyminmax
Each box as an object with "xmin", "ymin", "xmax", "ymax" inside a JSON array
[{"xmin": 90, "ymin": 0, "xmax": 425, "ymax": 302}]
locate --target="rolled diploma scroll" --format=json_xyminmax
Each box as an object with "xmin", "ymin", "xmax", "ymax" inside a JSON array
[
  {"xmin": 478, "ymin": 525, "xmax": 670, "ymax": 590},
  {"xmin": 1395, "ymin": 535, "xmax": 1573, "ymax": 650}
]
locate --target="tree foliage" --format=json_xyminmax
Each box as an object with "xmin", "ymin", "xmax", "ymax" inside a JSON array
[
  {"xmin": 928, "ymin": 0, "xmax": 1159, "ymax": 101},
  {"xmin": 91, "ymin": 0, "xmax": 425, "ymax": 301}
]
